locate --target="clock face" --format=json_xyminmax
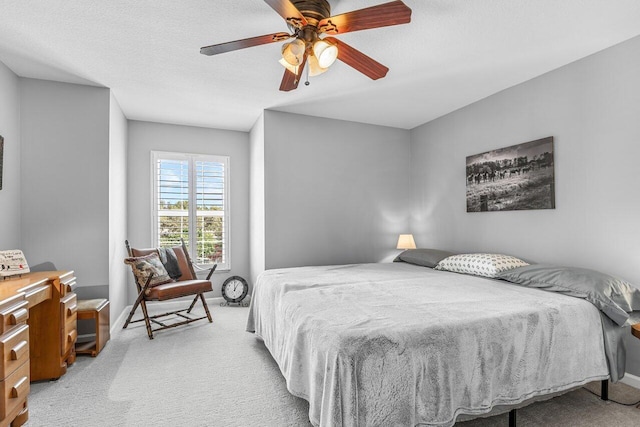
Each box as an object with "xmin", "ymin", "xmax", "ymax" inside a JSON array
[{"xmin": 222, "ymin": 276, "xmax": 248, "ymax": 303}]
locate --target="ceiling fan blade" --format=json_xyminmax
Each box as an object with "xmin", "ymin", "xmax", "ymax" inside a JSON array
[
  {"xmin": 279, "ymin": 54, "xmax": 308, "ymax": 92},
  {"xmin": 264, "ymin": 0, "xmax": 308, "ymax": 28},
  {"xmin": 200, "ymin": 32, "xmax": 291, "ymax": 56},
  {"xmin": 318, "ymin": 0, "xmax": 411, "ymax": 35},
  {"xmin": 325, "ymin": 37, "xmax": 389, "ymax": 80}
]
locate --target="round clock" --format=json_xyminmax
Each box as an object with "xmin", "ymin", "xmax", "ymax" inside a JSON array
[{"xmin": 221, "ymin": 276, "xmax": 249, "ymax": 305}]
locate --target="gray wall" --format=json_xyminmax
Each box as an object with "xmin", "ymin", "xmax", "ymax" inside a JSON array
[
  {"xmin": 249, "ymin": 113, "xmax": 265, "ymax": 284},
  {"xmin": 108, "ymin": 93, "xmax": 129, "ymax": 323},
  {"xmin": 263, "ymin": 110, "xmax": 411, "ymax": 270},
  {"xmin": 127, "ymin": 120, "xmax": 250, "ymax": 299},
  {"xmin": 0, "ymin": 61, "xmax": 21, "ymax": 249},
  {"xmin": 410, "ymin": 35, "xmax": 640, "ymax": 375},
  {"xmin": 20, "ymin": 79, "xmax": 110, "ymax": 289}
]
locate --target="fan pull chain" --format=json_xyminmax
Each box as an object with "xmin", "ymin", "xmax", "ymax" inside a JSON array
[{"xmin": 305, "ymin": 61, "xmax": 310, "ymax": 86}]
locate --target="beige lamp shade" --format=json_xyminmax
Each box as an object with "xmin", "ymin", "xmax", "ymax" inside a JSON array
[{"xmin": 396, "ymin": 234, "xmax": 416, "ymax": 250}]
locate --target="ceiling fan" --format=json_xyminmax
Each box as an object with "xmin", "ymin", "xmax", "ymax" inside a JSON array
[{"xmin": 200, "ymin": 0, "xmax": 412, "ymax": 91}]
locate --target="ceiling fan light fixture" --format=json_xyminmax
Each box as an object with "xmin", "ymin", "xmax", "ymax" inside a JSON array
[
  {"xmin": 281, "ymin": 38, "xmax": 306, "ymax": 66},
  {"xmin": 308, "ymin": 55, "xmax": 328, "ymax": 77},
  {"xmin": 313, "ymin": 39, "xmax": 338, "ymax": 69},
  {"xmin": 278, "ymin": 58, "xmax": 299, "ymax": 75}
]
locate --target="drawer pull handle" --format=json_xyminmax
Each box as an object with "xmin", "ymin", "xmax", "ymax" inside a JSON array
[
  {"xmin": 68, "ymin": 329, "xmax": 77, "ymax": 343},
  {"xmin": 66, "ymin": 280, "xmax": 77, "ymax": 292},
  {"xmin": 67, "ymin": 303, "xmax": 77, "ymax": 316},
  {"xmin": 10, "ymin": 340, "xmax": 28, "ymax": 361},
  {"xmin": 9, "ymin": 308, "xmax": 29, "ymax": 325},
  {"xmin": 11, "ymin": 376, "xmax": 29, "ymax": 399}
]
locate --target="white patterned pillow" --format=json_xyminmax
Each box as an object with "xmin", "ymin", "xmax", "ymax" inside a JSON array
[{"xmin": 434, "ymin": 253, "xmax": 529, "ymax": 278}]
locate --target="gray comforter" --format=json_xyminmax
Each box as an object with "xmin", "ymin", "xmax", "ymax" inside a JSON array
[{"xmin": 247, "ymin": 263, "xmax": 610, "ymax": 426}]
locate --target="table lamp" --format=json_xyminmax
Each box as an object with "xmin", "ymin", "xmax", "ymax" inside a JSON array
[{"xmin": 396, "ymin": 234, "xmax": 416, "ymax": 250}]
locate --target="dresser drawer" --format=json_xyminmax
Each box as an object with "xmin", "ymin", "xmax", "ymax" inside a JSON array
[
  {"xmin": 61, "ymin": 293, "xmax": 77, "ymax": 320},
  {"xmin": 63, "ymin": 318, "xmax": 77, "ymax": 357},
  {"xmin": 0, "ymin": 325, "xmax": 29, "ymax": 380},
  {"xmin": 60, "ymin": 293, "xmax": 78, "ymax": 356},
  {"xmin": 0, "ymin": 299, "xmax": 28, "ymax": 336},
  {"xmin": 21, "ymin": 283, "xmax": 52, "ymax": 308},
  {"xmin": 59, "ymin": 273, "xmax": 77, "ymax": 295},
  {"xmin": 0, "ymin": 360, "xmax": 29, "ymax": 420}
]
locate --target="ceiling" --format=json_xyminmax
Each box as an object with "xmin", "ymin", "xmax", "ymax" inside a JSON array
[{"xmin": 1, "ymin": 1, "xmax": 640, "ymax": 132}]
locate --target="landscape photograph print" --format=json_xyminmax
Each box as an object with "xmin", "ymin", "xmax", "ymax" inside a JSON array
[
  {"xmin": 0, "ymin": 135, "xmax": 4, "ymax": 190},
  {"xmin": 466, "ymin": 136, "xmax": 555, "ymax": 212}
]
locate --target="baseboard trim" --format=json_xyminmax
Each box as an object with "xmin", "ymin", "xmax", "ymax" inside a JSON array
[
  {"xmin": 621, "ymin": 372, "xmax": 640, "ymax": 390},
  {"xmin": 111, "ymin": 297, "xmax": 227, "ymax": 337},
  {"xmin": 111, "ymin": 304, "xmax": 130, "ymax": 336}
]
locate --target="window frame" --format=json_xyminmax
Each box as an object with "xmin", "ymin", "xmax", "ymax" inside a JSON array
[{"xmin": 151, "ymin": 150, "xmax": 231, "ymax": 272}]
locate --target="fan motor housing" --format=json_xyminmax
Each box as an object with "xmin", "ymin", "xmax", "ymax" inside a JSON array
[{"xmin": 292, "ymin": 0, "xmax": 331, "ymax": 24}]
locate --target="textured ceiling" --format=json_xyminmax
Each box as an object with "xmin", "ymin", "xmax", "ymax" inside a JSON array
[{"xmin": 1, "ymin": 0, "xmax": 640, "ymax": 132}]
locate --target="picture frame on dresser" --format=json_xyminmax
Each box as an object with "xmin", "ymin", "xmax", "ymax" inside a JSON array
[{"xmin": 0, "ymin": 249, "xmax": 30, "ymax": 278}]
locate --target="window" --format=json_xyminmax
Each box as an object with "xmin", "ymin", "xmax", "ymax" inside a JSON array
[{"xmin": 152, "ymin": 151, "xmax": 230, "ymax": 270}]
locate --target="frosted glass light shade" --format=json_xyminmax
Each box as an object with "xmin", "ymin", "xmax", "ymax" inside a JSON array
[
  {"xmin": 282, "ymin": 39, "xmax": 306, "ymax": 66},
  {"xmin": 396, "ymin": 234, "xmax": 416, "ymax": 250},
  {"xmin": 279, "ymin": 58, "xmax": 298, "ymax": 74},
  {"xmin": 313, "ymin": 40, "xmax": 338, "ymax": 68},
  {"xmin": 308, "ymin": 55, "xmax": 328, "ymax": 77}
]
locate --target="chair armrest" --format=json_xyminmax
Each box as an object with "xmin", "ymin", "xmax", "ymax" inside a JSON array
[
  {"xmin": 192, "ymin": 262, "xmax": 217, "ymax": 281},
  {"xmin": 206, "ymin": 264, "xmax": 217, "ymax": 281}
]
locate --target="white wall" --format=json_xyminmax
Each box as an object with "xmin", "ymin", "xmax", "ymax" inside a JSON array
[
  {"xmin": 249, "ymin": 113, "xmax": 265, "ymax": 284},
  {"xmin": 127, "ymin": 120, "xmax": 250, "ymax": 299},
  {"xmin": 0, "ymin": 61, "xmax": 21, "ymax": 249},
  {"xmin": 20, "ymin": 79, "xmax": 110, "ymax": 288},
  {"xmin": 108, "ymin": 93, "xmax": 128, "ymax": 323},
  {"xmin": 410, "ymin": 35, "xmax": 640, "ymax": 375},
  {"xmin": 263, "ymin": 110, "xmax": 411, "ymax": 270}
]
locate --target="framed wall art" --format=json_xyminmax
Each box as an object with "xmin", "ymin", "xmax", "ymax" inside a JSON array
[
  {"xmin": 0, "ymin": 135, "xmax": 3, "ymax": 190},
  {"xmin": 466, "ymin": 136, "xmax": 555, "ymax": 212}
]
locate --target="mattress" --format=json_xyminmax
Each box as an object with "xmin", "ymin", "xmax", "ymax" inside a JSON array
[{"xmin": 247, "ymin": 262, "xmax": 609, "ymax": 426}]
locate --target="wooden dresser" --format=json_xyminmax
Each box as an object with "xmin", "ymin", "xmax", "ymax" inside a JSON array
[{"xmin": 0, "ymin": 271, "xmax": 77, "ymax": 427}]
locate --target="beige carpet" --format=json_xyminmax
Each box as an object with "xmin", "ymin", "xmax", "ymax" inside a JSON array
[{"xmin": 27, "ymin": 303, "xmax": 640, "ymax": 426}]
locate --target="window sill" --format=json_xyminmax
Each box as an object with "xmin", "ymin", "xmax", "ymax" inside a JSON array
[{"xmin": 195, "ymin": 267, "xmax": 230, "ymax": 278}]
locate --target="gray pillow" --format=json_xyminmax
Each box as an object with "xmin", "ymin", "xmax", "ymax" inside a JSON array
[
  {"xmin": 496, "ymin": 264, "xmax": 640, "ymax": 326},
  {"xmin": 393, "ymin": 248, "xmax": 456, "ymax": 268}
]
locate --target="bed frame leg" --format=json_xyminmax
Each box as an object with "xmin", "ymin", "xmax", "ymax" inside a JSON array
[
  {"xmin": 508, "ymin": 409, "xmax": 517, "ymax": 427},
  {"xmin": 601, "ymin": 380, "xmax": 609, "ymax": 401}
]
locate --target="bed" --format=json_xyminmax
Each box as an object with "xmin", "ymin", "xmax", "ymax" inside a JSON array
[{"xmin": 246, "ymin": 260, "xmax": 637, "ymax": 426}]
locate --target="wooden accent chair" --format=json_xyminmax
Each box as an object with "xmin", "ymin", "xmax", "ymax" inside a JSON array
[{"xmin": 124, "ymin": 239, "xmax": 214, "ymax": 339}]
